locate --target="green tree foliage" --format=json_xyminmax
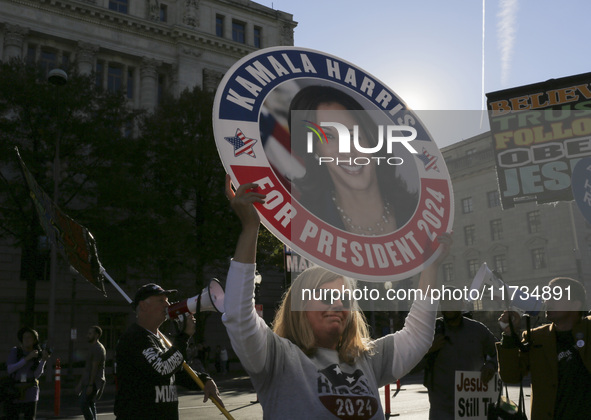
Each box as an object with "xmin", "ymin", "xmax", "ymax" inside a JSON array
[
  {"xmin": 133, "ymin": 86, "xmax": 235, "ymax": 288},
  {"xmin": 136, "ymin": 86, "xmax": 286, "ymax": 341},
  {"xmin": 136, "ymin": 86, "xmax": 284, "ymax": 288},
  {"xmin": 0, "ymin": 59, "xmax": 139, "ymax": 323},
  {"xmin": 0, "ymin": 60, "xmax": 285, "ymax": 331}
]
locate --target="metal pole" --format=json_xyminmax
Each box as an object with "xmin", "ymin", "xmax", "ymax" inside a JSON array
[
  {"xmin": 47, "ymin": 68, "xmax": 68, "ymax": 362},
  {"xmin": 47, "ymin": 129, "xmax": 60, "ymax": 345},
  {"xmin": 67, "ymin": 276, "xmax": 76, "ymax": 384}
]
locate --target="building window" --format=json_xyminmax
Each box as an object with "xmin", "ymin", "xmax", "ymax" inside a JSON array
[
  {"xmin": 467, "ymin": 259, "xmax": 480, "ymax": 278},
  {"xmin": 494, "ymin": 254, "xmax": 507, "ymax": 273},
  {"xmin": 39, "ymin": 49, "xmax": 58, "ymax": 75},
  {"xmin": 95, "ymin": 61, "xmax": 104, "ymax": 88},
  {"xmin": 464, "ymin": 225, "xmax": 475, "ymax": 246},
  {"xmin": 97, "ymin": 313, "xmax": 128, "ymax": 351},
  {"xmin": 26, "ymin": 44, "xmax": 37, "ymax": 65},
  {"xmin": 490, "ymin": 219, "xmax": 503, "ymax": 241},
  {"xmin": 159, "ymin": 3, "xmax": 168, "ymax": 22},
  {"xmin": 107, "ymin": 65, "xmax": 123, "ymax": 92},
  {"xmin": 126, "ymin": 68, "xmax": 134, "ymax": 99},
  {"xmin": 62, "ymin": 53, "xmax": 71, "ymax": 68},
  {"xmin": 216, "ymin": 15, "xmax": 224, "ymax": 37},
  {"xmin": 487, "ymin": 190, "xmax": 500, "ymax": 208},
  {"xmin": 462, "ymin": 197, "xmax": 473, "ymax": 214},
  {"xmin": 527, "ymin": 210, "xmax": 541, "ymax": 234},
  {"xmin": 232, "ymin": 20, "xmax": 246, "ymax": 43},
  {"xmin": 254, "ymin": 26, "xmax": 262, "ymax": 48},
  {"xmin": 442, "ymin": 263, "xmax": 454, "ymax": 283},
  {"xmin": 531, "ymin": 248, "xmax": 546, "ymax": 270},
  {"xmin": 109, "ymin": 0, "xmax": 128, "ymax": 13}
]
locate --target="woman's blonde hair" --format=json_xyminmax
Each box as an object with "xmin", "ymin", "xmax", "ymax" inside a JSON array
[{"xmin": 272, "ymin": 265, "xmax": 373, "ymax": 364}]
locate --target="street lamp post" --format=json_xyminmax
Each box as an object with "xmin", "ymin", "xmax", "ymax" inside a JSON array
[
  {"xmin": 383, "ymin": 281, "xmax": 394, "ymax": 334},
  {"xmin": 67, "ymin": 276, "xmax": 77, "ymax": 384},
  {"xmin": 47, "ymin": 68, "xmax": 68, "ymax": 366}
]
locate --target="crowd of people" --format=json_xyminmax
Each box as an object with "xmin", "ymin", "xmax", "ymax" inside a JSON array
[{"xmin": 2, "ymin": 175, "xmax": 590, "ymax": 419}]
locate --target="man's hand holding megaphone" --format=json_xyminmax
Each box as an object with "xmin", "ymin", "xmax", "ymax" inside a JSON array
[
  {"xmin": 498, "ymin": 310, "xmax": 534, "ymax": 354},
  {"xmin": 167, "ymin": 279, "xmax": 225, "ymax": 321},
  {"xmin": 163, "ymin": 308, "xmax": 224, "ymax": 408},
  {"xmin": 498, "ymin": 310, "xmax": 521, "ymax": 336}
]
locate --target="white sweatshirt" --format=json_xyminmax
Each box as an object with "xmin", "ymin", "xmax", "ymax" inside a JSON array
[{"xmin": 222, "ymin": 260, "xmax": 437, "ymax": 419}]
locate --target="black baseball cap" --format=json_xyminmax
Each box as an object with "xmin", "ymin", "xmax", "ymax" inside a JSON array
[{"xmin": 133, "ymin": 283, "xmax": 177, "ymax": 309}]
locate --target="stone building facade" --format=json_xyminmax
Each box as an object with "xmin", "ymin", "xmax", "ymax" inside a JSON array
[{"xmin": 1, "ymin": 0, "xmax": 296, "ymax": 107}]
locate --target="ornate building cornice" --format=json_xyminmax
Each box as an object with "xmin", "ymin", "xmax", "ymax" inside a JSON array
[{"xmin": 4, "ymin": 0, "xmax": 255, "ymax": 58}]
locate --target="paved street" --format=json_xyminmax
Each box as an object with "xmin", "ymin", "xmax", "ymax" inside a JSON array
[
  {"xmin": 37, "ymin": 373, "xmax": 264, "ymax": 420},
  {"xmin": 36, "ymin": 372, "xmax": 531, "ymax": 419}
]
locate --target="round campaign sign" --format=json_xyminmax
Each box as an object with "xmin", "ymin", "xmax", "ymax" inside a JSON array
[{"xmin": 213, "ymin": 47, "xmax": 453, "ymax": 282}]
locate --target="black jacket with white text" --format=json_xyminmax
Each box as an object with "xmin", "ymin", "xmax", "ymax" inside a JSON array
[{"xmin": 114, "ymin": 323, "xmax": 207, "ymax": 420}]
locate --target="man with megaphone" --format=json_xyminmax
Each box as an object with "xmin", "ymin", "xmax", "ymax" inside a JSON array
[
  {"xmin": 114, "ymin": 283, "xmax": 223, "ymax": 420},
  {"xmin": 496, "ymin": 277, "xmax": 591, "ymax": 420}
]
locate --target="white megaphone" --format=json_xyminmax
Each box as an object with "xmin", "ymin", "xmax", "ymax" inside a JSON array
[
  {"xmin": 167, "ymin": 278, "xmax": 225, "ymax": 319},
  {"xmin": 469, "ymin": 262, "xmax": 542, "ymax": 315}
]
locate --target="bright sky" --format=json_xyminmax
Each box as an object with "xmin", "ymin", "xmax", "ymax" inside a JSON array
[{"xmin": 259, "ymin": 0, "xmax": 590, "ymax": 147}]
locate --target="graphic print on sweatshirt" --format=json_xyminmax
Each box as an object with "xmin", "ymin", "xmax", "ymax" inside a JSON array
[{"xmin": 317, "ymin": 364, "xmax": 379, "ymax": 419}]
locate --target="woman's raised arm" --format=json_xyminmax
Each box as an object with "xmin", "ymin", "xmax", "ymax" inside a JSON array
[{"xmin": 225, "ymin": 174, "xmax": 265, "ymax": 263}]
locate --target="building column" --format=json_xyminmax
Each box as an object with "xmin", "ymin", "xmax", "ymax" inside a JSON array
[
  {"xmin": 176, "ymin": 45, "xmax": 201, "ymax": 93},
  {"xmin": 56, "ymin": 50, "xmax": 64, "ymax": 67},
  {"xmin": 245, "ymin": 22, "xmax": 253, "ymax": 46},
  {"xmin": 76, "ymin": 42, "xmax": 99, "ymax": 75},
  {"xmin": 122, "ymin": 63, "xmax": 129, "ymax": 98},
  {"xmin": 170, "ymin": 63, "xmax": 179, "ymax": 97},
  {"xmin": 102, "ymin": 60, "xmax": 109, "ymax": 89},
  {"xmin": 225, "ymin": 16, "xmax": 232, "ymax": 41},
  {"xmin": 132, "ymin": 66, "xmax": 140, "ymax": 108},
  {"xmin": 3, "ymin": 24, "xmax": 28, "ymax": 60},
  {"xmin": 203, "ymin": 68, "xmax": 223, "ymax": 93},
  {"xmin": 140, "ymin": 57, "xmax": 159, "ymax": 110}
]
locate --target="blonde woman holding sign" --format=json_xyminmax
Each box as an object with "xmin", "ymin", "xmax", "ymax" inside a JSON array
[{"xmin": 223, "ymin": 175, "xmax": 451, "ymax": 419}]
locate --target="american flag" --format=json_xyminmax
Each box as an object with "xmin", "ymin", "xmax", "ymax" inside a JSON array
[
  {"xmin": 225, "ymin": 128, "xmax": 257, "ymax": 158},
  {"xmin": 418, "ymin": 147, "xmax": 439, "ymax": 172}
]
